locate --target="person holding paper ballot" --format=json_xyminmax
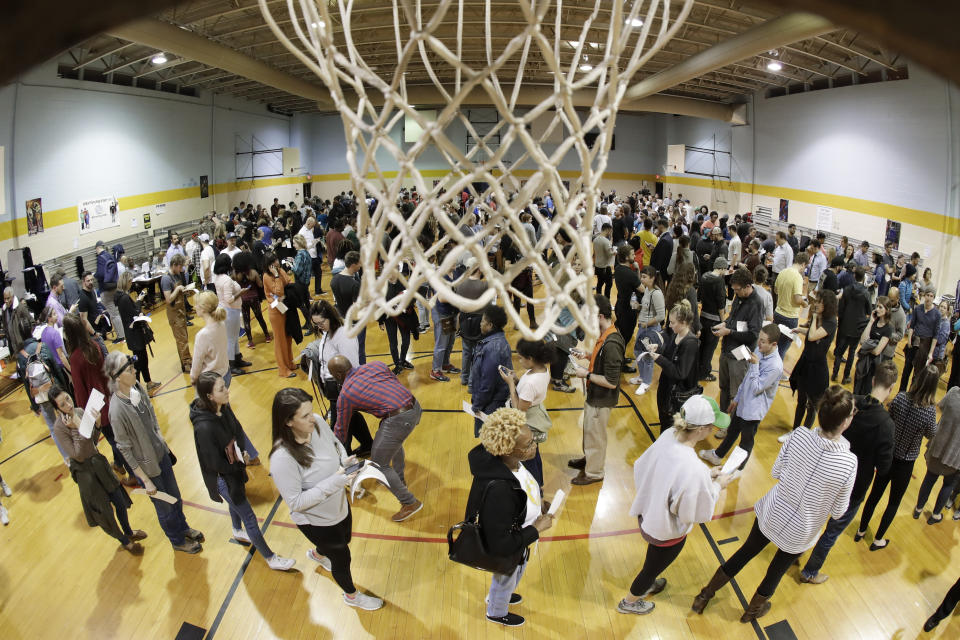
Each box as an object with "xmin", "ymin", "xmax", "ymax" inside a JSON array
[
  {"xmin": 700, "ymin": 324, "xmax": 782, "ymax": 473},
  {"xmin": 190, "ymin": 372, "xmax": 295, "ymax": 570},
  {"xmin": 269, "ymin": 387, "xmax": 383, "ymax": 610},
  {"xmin": 693, "ymin": 386, "xmax": 857, "ymax": 623},
  {"xmin": 160, "ymin": 255, "xmax": 194, "ymax": 372},
  {"xmin": 617, "ymin": 396, "xmax": 735, "ymax": 615},
  {"xmin": 711, "ymin": 269, "xmax": 764, "ymax": 438},
  {"xmin": 105, "ymin": 351, "xmax": 205, "ymax": 554},
  {"xmin": 466, "ymin": 407, "xmax": 554, "ymax": 627},
  {"xmin": 832, "ymin": 266, "xmax": 873, "ymax": 385},
  {"xmin": 788, "ymin": 290, "xmax": 839, "ymax": 441},
  {"xmin": 646, "ymin": 301, "xmax": 700, "ymax": 435},
  {"xmin": 115, "ymin": 272, "xmax": 160, "ymax": 392},
  {"xmin": 262, "ymin": 252, "xmax": 298, "ymax": 378},
  {"xmin": 773, "ymin": 251, "xmax": 809, "ymax": 361},
  {"xmin": 851, "ymin": 297, "xmax": 894, "ymax": 395},
  {"xmin": 500, "ymin": 339, "xmax": 553, "ymax": 486}
]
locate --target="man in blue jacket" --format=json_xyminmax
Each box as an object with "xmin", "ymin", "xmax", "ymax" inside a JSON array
[
  {"xmin": 470, "ymin": 305, "xmax": 513, "ymax": 436},
  {"xmin": 94, "ymin": 240, "xmax": 124, "ymax": 343}
]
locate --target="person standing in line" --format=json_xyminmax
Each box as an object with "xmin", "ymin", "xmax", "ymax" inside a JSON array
[
  {"xmin": 455, "ymin": 257, "xmax": 487, "ymax": 391},
  {"xmin": 330, "ymin": 251, "xmax": 367, "ymax": 366},
  {"xmin": 378, "ymin": 268, "xmax": 416, "ymax": 376},
  {"xmin": 613, "ymin": 245, "xmax": 643, "ymax": 373},
  {"xmin": 773, "ymin": 251, "xmax": 808, "ymax": 362},
  {"xmin": 94, "ymin": 240, "xmax": 124, "ymax": 344},
  {"xmin": 466, "ymin": 407, "xmax": 554, "ymax": 627},
  {"xmin": 198, "ymin": 233, "xmax": 216, "ymax": 292},
  {"xmin": 328, "ymin": 355, "xmax": 424, "ymax": 522},
  {"xmin": 648, "ymin": 219, "xmax": 673, "ymax": 283},
  {"xmin": 190, "ymin": 372, "xmax": 294, "ymax": 570},
  {"xmin": 212, "ymin": 254, "xmax": 253, "ymax": 373},
  {"xmin": 291, "ymin": 234, "xmax": 315, "ymax": 335},
  {"xmin": 262, "ymin": 252, "xmax": 298, "ymax": 379},
  {"xmin": 913, "ymin": 385, "xmax": 960, "ymax": 523},
  {"xmin": 712, "ymin": 269, "xmax": 764, "ymax": 439},
  {"xmin": 647, "ymin": 301, "xmax": 700, "ymax": 435},
  {"xmin": 593, "ymin": 223, "xmax": 615, "ymax": 299},
  {"xmin": 788, "ymin": 291, "xmax": 838, "ymax": 440},
  {"xmin": 232, "ymin": 251, "xmax": 272, "ymax": 348},
  {"xmin": 770, "ymin": 231, "xmax": 793, "ymax": 307},
  {"xmin": 104, "ymin": 351, "xmax": 205, "ymax": 553},
  {"xmin": 697, "ymin": 257, "xmax": 728, "ymax": 382},
  {"xmin": 190, "ymin": 291, "xmax": 241, "ymax": 385},
  {"xmin": 500, "ymin": 339, "xmax": 553, "ymax": 486},
  {"xmin": 617, "ymin": 396, "xmax": 735, "ymax": 615},
  {"xmin": 924, "ymin": 574, "xmax": 960, "ymax": 631},
  {"xmin": 692, "ymin": 386, "xmax": 857, "ymax": 623},
  {"xmin": 39, "ymin": 306, "xmax": 71, "ymax": 376},
  {"xmin": 899, "ymin": 285, "xmax": 941, "ymax": 392},
  {"xmin": 883, "ymin": 286, "xmax": 906, "ymax": 362},
  {"xmin": 470, "ymin": 305, "xmax": 513, "ymax": 437},
  {"xmin": 700, "ymin": 324, "xmax": 782, "ymax": 474},
  {"xmin": 49, "ymin": 385, "xmax": 147, "ymax": 553},
  {"xmin": 629, "ymin": 266, "xmax": 665, "ymax": 394},
  {"xmin": 851, "ymin": 297, "xmax": 893, "ymax": 396},
  {"xmin": 115, "ymin": 272, "xmax": 160, "ymax": 393},
  {"xmin": 752, "ymin": 266, "xmax": 774, "ymax": 324},
  {"xmin": 269, "ymin": 388, "xmax": 382, "ymax": 609},
  {"xmin": 297, "ymin": 216, "xmax": 326, "ymax": 296},
  {"xmin": 832, "ymin": 266, "xmax": 872, "ymax": 385},
  {"xmin": 45, "ymin": 273, "xmax": 70, "ymax": 326},
  {"xmin": 857, "ymin": 364, "xmax": 939, "ymax": 549},
  {"xmin": 160, "ymin": 255, "xmax": 194, "ymax": 373},
  {"xmin": 568, "ymin": 295, "xmax": 625, "ymax": 486},
  {"xmin": 798, "ymin": 361, "xmax": 897, "ymax": 584}
]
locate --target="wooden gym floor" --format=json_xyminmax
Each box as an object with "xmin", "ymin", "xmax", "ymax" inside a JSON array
[{"xmin": 1, "ymin": 286, "xmax": 958, "ymax": 640}]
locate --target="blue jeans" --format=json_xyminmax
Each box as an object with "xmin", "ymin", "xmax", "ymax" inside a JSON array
[
  {"xmin": 217, "ymin": 476, "xmax": 273, "ymax": 559},
  {"xmin": 486, "ymin": 558, "xmax": 527, "ymax": 618},
  {"xmin": 800, "ymin": 495, "xmax": 864, "ymax": 578},
  {"xmin": 147, "ymin": 453, "xmax": 191, "ymax": 546},
  {"xmin": 372, "ymin": 400, "xmax": 421, "ymax": 505},
  {"xmin": 225, "ymin": 307, "xmax": 242, "ymax": 360},
  {"xmin": 635, "ymin": 326, "xmax": 662, "ymax": 386},
  {"xmin": 197, "ymin": 374, "xmax": 259, "ymax": 458},
  {"xmin": 773, "ymin": 312, "xmax": 798, "ymax": 362},
  {"xmin": 357, "ymin": 327, "xmax": 367, "ymax": 365},
  {"xmin": 39, "ymin": 402, "xmax": 70, "ymax": 461},
  {"xmin": 432, "ymin": 306, "xmax": 455, "ymax": 371},
  {"xmin": 461, "ymin": 338, "xmax": 478, "ymax": 388}
]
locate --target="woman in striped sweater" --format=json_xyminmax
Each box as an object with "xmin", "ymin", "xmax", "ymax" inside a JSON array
[{"xmin": 691, "ymin": 385, "xmax": 857, "ymax": 623}]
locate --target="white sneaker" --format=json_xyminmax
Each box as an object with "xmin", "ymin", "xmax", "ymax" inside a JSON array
[
  {"xmin": 307, "ymin": 549, "xmax": 332, "ymax": 571},
  {"xmin": 344, "ymin": 591, "xmax": 384, "ymax": 610},
  {"xmin": 699, "ymin": 449, "xmax": 723, "ymax": 466},
  {"xmin": 1, "ymin": 481, "xmax": 10, "ymax": 497},
  {"xmin": 777, "ymin": 433, "xmax": 791, "ymax": 443},
  {"xmin": 0, "ymin": 505, "xmax": 8, "ymax": 525},
  {"xmin": 267, "ymin": 554, "xmax": 296, "ymax": 571},
  {"xmin": 634, "ymin": 383, "xmax": 649, "ymax": 396},
  {"xmin": 628, "ymin": 376, "xmax": 643, "ymax": 386},
  {"xmin": 232, "ymin": 528, "xmax": 251, "ymax": 543}
]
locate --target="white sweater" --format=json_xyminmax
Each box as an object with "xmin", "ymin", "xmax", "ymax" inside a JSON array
[{"xmin": 629, "ymin": 428, "xmax": 721, "ymax": 542}]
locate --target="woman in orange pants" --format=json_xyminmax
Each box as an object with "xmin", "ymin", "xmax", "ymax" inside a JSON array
[{"xmin": 261, "ymin": 252, "xmax": 297, "ymax": 378}]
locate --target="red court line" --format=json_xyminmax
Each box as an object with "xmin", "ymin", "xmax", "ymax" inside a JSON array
[{"xmin": 182, "ymin": 499, "xmax": 753, "ymax": 543}]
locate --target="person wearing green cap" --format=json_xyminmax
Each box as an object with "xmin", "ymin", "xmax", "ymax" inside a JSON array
[{"xmin": 616, "ymin": 395, "xmax": 734, "ymax": 616}]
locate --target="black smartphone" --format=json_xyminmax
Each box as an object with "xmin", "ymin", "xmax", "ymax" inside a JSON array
[{"xmin": 344, "ymin": 460, "xmax": 364, "ymax": 475}]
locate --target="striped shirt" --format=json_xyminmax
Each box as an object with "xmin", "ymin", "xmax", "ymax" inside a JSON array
[
  {"xmin": 755, "ymin": 427, "xmax": 857, "ymax": 554},
  {"xmin": 335, "ymin": 360, "xmax": 414, "ymax": 444},
  {"xmin": 889, "ymin": 392, "xmax": 938, "ymax": 461}
]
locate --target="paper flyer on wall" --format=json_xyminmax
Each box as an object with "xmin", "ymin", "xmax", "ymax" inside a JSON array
[{"xmin": 79, "ymin": 196, "xmax": 120, "ymax": 234}]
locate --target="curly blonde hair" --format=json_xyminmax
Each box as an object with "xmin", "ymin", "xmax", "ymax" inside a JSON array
[{"xmin": 479, "ymin": 407, "xmax": 527, "ymax": 456}]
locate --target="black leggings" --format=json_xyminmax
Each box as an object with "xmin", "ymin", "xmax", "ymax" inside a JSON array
[
  {"xmin": 131, "ymin": 348, "xmax": 152, "ymax": 384},
  {"xmin": 629, "ymin": 535, "xmax": 687, "ymax": 596},
  {"xmin": 915, "ymin": 471, "xmax": 960, "ymax": 516},
  {"xmin": 931, "ymin": 575, "xmax": 960, "ymax": 624},
  {"xmin": 296, "ymin": 510, "xmax": 355, "ymax": 593},
  {"xmin": 596, "ymin": 266, "xmax": 612, "ymax": 299},
  {"xmin": 900, "ymin": 345, "xmax": 918, "ymax": 393},
  {"xmin": 793, "ymin": 389, "xmax": 821, "ymax": 430},
  {"xmin": 108, "ymin": 486, "xmax": 134, "ymax": 544},
  {"xmin": 721, "ymin": 519, "xmax": 800, "ymax": 598},
  {"xmin": 714, "ymin": 415, "xmax": 760, "ymax": 470},
  {"xmin": 384, "ymin": 318, "xmax": 411, "ymax": 367},
  {"xmin": 859, "ymin": 457, "xmax": 915, "ymax": 539},
  {"xmin": 832, "ymin": 335, "xmax": 858, "ymax": 379},
  {"xmin": 241, "ymin": 298, "xmax": 270, "ymax": 342}
]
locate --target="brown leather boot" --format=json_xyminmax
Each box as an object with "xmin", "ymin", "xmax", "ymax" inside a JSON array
[
  {"xmin": 691, "ymin": 567, "xmax": 731, "ymax": 614},
  {"xmin": 739, "ymin": 592, "xmax": 772, "ymax": 623}
]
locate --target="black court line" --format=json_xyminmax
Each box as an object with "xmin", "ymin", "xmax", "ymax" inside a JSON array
[
  {"xmin": 763, "ymin": 619, "xmax": 798, "ymax": 640},
  {"xmin": 717, "ymin": 536, "xmax": 739, "ymax": 545},
  {"xmin": 205, "ymin": 496, "xmax": 283, "ymax": 640},
  {"xmin": 0, "ymin": 435, "xmax": 51, "ymax": 466},
  {"xmin": 176, "ymin": 622, "xmax": 206, "ymax": 640},
  {"xmin": 618, "ymin": 386, "xmax": 767, "ymax": 640}
]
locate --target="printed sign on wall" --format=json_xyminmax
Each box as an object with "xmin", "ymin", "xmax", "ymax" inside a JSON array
[
  {"xmin": 200, "ymin": 175, "xmax": 209, "ymax": 199},
  {"xmin": 778, "ymin": 199, "xmax": 789, "ymax": 222},
  {"xmin": 25, "ymin": 198, "xmax": 44, "ymax": 235},
  {"xmin": 143, "ymin": 212, "xmax": 152, "ymax": 229},
  {"xmin": 79, "ymin": 196, "xmax": 120, "ymax": 234},
  {"xmin": 885, "ymin": 219, "xmax": 902, "ymax": 250}
]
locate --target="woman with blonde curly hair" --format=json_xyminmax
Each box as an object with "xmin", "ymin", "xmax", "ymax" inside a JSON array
[{"xmin": 465, "ymin": 407, "xmax": 555, "ymax": 627}]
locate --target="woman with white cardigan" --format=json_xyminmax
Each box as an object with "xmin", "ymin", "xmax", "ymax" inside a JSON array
[
  {"xmin": 616, "ymin": 395, "xmax": 735, "ymax": 616},
  {"xmin": 692, "ymin": 385, "xmax": 857, "ymax": 623}
]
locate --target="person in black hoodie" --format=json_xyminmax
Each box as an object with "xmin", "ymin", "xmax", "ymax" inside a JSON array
[
  {"xmin": 649, "ymin": 300, "xmax": 700, "ymax": 434},
  {"xmin": 466, "ymin": 407, "xmax": 554, "ymax": 627},
  {"xmin": 698, "ymin": 257, "xmax": 728, "ymax": 381},
  {"xmin": 190, "ymin": 371, "xmax": 295, "ymax": 571},
  {"xmin": 798, "ymin": 361, "xmax": 897, "ymax": 584},
  {"xmin": 832, "ymin": 266, "xmax": 873, "ymax": 384}
]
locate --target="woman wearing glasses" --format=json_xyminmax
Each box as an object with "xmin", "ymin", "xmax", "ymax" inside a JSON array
[{"xmin": 105, "ymin": 351, "xmax": 205, "ymax": 554}]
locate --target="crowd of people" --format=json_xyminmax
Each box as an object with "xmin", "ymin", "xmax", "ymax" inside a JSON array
[{"xmin": 2, "ymin": 186, "xmax": 960, "ymax": 632}]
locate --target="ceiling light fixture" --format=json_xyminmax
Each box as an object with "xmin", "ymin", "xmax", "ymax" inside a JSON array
[
  {"xmin": 579, "ymin": 63, "xmax": 593, "ymax": 72},
  {"xmin": 310, "ymin": 20, "xmax": 325, "ymax": 29},
  {"xmin": 628, "ymin": 18, "xmax": 644, "ymax": 27},
  {"xmin": 767, "ymin": 60, "xmax": 783, "ymax": 71},
  {"xmin": 151, "ymin": 53, "xmax": 168, "ymax": 65}
]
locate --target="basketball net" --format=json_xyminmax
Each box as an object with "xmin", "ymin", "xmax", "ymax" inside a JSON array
[{"xmin": 260, "ymin": 0, "xmax": 693, "ymax": 341}]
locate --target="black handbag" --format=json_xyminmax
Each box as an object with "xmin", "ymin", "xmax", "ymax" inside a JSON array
[
  {"xmin": 447, "ymin": 480, "xmax": 525, "ymax": 574},
  {"xmin": 670, "ymin": 384, "xmax": 704, "ymax": 413}
]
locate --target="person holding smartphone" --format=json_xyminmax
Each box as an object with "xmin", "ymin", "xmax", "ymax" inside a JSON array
[{"xmin": 270, "ymin": 387, "xmax": 383, "ymax": 610}]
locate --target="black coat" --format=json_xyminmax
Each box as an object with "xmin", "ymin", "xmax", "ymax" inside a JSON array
[
  {"xmin": 116, "ymin": 291, "xmax": 147, "ymax": 352},
  {"xmin": 649, "ymin": 234, "xmax": 673, "ymax": 277},
  {"xmin": 845, "ymin": 394, "xmax": 895, "ymax": 503},
  {"xmin": 283, "ymin": 282, "xmax": 306, "ymax": 344},
  {"xmin": 189, "ymin": 400, "xmax": 250, "ymax": 504},
  {"xmin": 838, "ymin": 282, "xmax": 872, "ymax": 338},
  {"xmin": 464, "ymin": 445, "xmax": 540, "ymax": 558}
]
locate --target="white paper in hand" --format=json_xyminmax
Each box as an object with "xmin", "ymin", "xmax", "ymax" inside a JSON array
[
  {"xmin": 732, "ymin": 345, "xmax": 752, "ymax": 361},
  {"xmin": 350, "ymin": 463, "xmax": 391, "ymax": 502},
  {"xmin": 720, "ymin": 447, "xmax": 749, "ymax": 476},
  {"xmin": 548, "ymin": 489, "xmax": 566, "ymax": 516},
  {"xmin": 736, "ymin": 321, "xmax": 748, "ymax": 333},
  {"xmin": 130, "ymin": 314, "xmax": 152, "ymax": 328},
  {"xmin": 462, "ymin": 400, "xmax": 479, "ymax": 419},
  {"xmin": 270, "ymin": 299, "xmax": 288, "ymax": 314},
  {"xmin": 778, "ymin": 323, "xmax": 803, "ymax": 347},
  {"xmin": 132, "ymin": 488, "xmax": 178, "ymax": 504}
]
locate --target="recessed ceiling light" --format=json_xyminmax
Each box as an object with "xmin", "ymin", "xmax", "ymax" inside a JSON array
[
  {"xmin": 151, "ymin": 53, "xmax": 168, "ymax": 65},
  {"xmin": 579, "ymin": 64, "xmax": 593, "ymax": 72},
  {"xmin": 628, "ymin": 18, "xmax": 644, "ymax": 27},
  {"xmin": 567, "ymin": 40, "xmax": 579, "ymax": 48},
  {"xmin": 310, "ymin": 20, "xmax": 325, "ymax": 29},
  {"xmin": 767, "ymin": 61, "xmax": 783, "ymax": 71}
]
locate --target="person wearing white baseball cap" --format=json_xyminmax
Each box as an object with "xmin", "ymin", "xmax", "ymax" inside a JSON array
[{"xmin": 616, "ymin": 394, "xmax": 734, "ymax": 615}]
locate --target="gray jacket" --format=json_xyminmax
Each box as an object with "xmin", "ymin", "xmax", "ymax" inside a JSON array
[
  {"xmin": 109, "ymin": 383, "xmax": 169, "ymax": 478},
  {"xmin": 885, "ymin": 305, "xmax": 906, "ymax": 359}
]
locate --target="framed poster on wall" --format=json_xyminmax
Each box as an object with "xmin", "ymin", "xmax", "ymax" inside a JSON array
[
  {"xmin": 79, "ymin": 196, "xmax": 120, "ymax": 234},
  {"xmin": 778, "ymin": 199, "xmax": 789, "ymax": 222},
  {"xmin": 200, "ymin": 175, "xmax": 209, "ymax": 199},
  {"xmin": 25, "ymin": 198, "xmax": 44, "ymax": 235},
  {"xmin": 885, "ymin": 219, "xmax": 902, "ymax": 250}
]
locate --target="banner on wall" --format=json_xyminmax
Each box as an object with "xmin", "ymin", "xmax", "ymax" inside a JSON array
[
  {"xmin": 79, "ymin": 196, "xmax": 120, "ymax": 234},
  {"xmin": 778, "ymin": 199, "xmax": 789, "ymax": 222},
  {"xmin": 885, "ymin": 219, "xmax": 902, "ymax": 250},
  {"xmin": 25, "ymin": 198, "xmax": 44, "ymax": 235},
  {"xmin": 200, "ymin": 175, "xmax": 209, "ymax": 199}
]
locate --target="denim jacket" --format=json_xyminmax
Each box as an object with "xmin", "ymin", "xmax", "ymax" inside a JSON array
[{"xmin": 471, "ymin": 330, "xmax": 513, "ymax": 416}]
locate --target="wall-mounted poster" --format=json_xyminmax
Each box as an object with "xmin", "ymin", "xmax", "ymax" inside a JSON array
[
  {"xmin": 200, "ymin": 175, "xmax": 209, "ymax": 199},
  {"xmin": 885, "ymin": 219, "xmax": 902, "ymax": 250},
  {"xmin": 778, "ymin": 198, "xmax": 789, "ymax": 222},
  {"xmin": 79, "ymin": 196, "xmax": 120, "ymax": 234},
  {"xmin": 143, "ymin": 212, "xmax": 152, "ymax": 229},
  {"xmin": 25, "ymin": 198, "xmax": 44, "ymax": 235},
  {"xmin": 816, "ymin": 206, "xmax": 833, "ymax": 231}
]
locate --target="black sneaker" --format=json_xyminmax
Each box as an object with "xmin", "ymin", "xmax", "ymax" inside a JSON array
[
  {"xmin": 702, "ymin": 373, "xmax": 716, "ymax": 382},
  {"xmin": 402, "ymin": 361, "xmax": 415, "ymax": 370},
  {"xmin": 392, "ymin": 365, "xmax": 404, "ymax": 376},
  {"xmin": 112, "ymin": 337, "xmax": 125, "ymax": 344},
  {"xmin": 486, "ymin": 593, "xmax": 523, "ymax": 605},
  {"xmin": 567, "ymin": 457, "xmax": 586, "ymax": 470},
  {"xmin": 443, "ymin": 365, "xmax": 462, "ymax": 374},
  {"xmin": 487, "ymin": 613, "xmax": 524, "ymax": 627},
  {"xmin": 235, "ymin": 358, "xmax": 253, "ymax": 368}
]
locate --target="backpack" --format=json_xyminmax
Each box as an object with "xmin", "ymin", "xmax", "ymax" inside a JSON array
[{"xmin": 20, "ymin": 342, "xmax": 52, "ymax": 402}]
